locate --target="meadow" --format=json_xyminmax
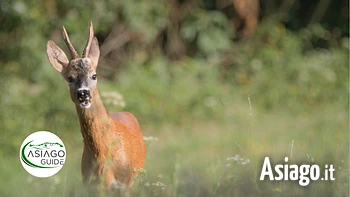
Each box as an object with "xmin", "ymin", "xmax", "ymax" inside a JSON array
[
  {"xmin": 1, "ymin": 101, "xmax": 348, "ymax": 197},
  {"xmin": 0, "ymin": 58, "xmax": 348, "ymax": 196}
]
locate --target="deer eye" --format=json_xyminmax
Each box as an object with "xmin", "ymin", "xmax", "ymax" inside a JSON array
[
  {"xmin": 68, "ymin": 76, "xmax": 74, "ymax": 83},
  {"xmin": 92, "ymin": 74, "xmax": 97, "ymax": 80}
]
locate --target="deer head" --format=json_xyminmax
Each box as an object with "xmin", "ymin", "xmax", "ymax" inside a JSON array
[{"xmin": 46, "ymin": 22, "xmax": 100, "ymax": 109}]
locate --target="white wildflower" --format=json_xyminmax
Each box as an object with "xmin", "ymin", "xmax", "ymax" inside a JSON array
[
  {"xmin": 101, "ymin": 91, "xmax": 126, "ymax": 108},
  {"xmin": 226, "ymin": 154, "xmax": 250, "ymax": 165},
  {"xmin": 152, "ymin": 181, "xmax": 167, "ymax": 188},
  {"xmin": 143, "ymin": 136, "xmax": 159, "ymax": 142}
]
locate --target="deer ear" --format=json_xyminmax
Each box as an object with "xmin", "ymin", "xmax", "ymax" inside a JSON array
[
  {"xmin": 46, "ymin": 40, "xmax": 69, "ymax": 73},
  {"xmin": 89, "ymin": 37, "xmax": 100, "ymax": 68}
]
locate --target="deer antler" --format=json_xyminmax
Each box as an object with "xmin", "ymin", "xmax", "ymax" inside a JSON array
[
  {"xmin": 82, "ymin": 22, "xmax": 94, "ymax": 58},
  {"xmin": 62, "ymin": 26, "xmax": 79, "ymax": 59}
]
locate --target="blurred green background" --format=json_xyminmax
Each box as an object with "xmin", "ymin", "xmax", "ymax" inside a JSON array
[{"xmin": 0, "ymin": 0, "xmax": 348, "ymax": 196}]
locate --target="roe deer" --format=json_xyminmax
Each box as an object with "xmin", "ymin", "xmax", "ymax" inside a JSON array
[{"xmin": 46, "ymin": 22, "xmax": 146, "ymax": 191}]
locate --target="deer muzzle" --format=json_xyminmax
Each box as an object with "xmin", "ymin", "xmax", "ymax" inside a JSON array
[{"xmin": 77, "ymin": 89, "xmax": 91, "ymax": 109}]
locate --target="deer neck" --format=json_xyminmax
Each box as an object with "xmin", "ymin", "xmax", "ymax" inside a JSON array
[{"xmin": 75, "ymin": 90, "xmax": 113, "ymax": 155}]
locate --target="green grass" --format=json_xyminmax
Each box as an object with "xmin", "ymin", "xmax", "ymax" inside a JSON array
[
  {"xmin": 0, "ymin": 21, "xmax": 347, "ymax": 196},
  {"xmin": 0, "ymin": 1, "xmax": 348, "ymax": 196},
  {"xmin": 1, "ymin": 98, "xmax": 347, "ymax": 197}
]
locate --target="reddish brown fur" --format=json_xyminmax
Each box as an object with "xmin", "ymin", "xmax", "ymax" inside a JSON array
[
  {"xmin": 77, "ymin": 90, "xmax": 146, "ymax": 189},
  {"xmin": 46, "ymin": 22, "xmax": 146, "ymax": 191}
]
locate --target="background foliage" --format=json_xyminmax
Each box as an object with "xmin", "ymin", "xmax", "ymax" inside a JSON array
[{"xmin": 0, "ymin": 0, "xmax": 348, "ymax": 196}]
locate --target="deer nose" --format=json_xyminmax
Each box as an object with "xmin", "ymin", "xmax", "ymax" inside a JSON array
[{"xmin": 77, "ymin": 89, "xmax": 90, "ymax": 100}]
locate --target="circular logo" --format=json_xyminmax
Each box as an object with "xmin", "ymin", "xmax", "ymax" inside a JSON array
[{"xmin": 19, "ymin": 131, "xmax": 66, "ymax": 178}]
